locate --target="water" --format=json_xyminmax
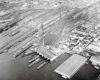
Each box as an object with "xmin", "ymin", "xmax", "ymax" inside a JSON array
[{"xmin": 0, "ymin": 53, "xmax": 99, "ymax": 80}]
